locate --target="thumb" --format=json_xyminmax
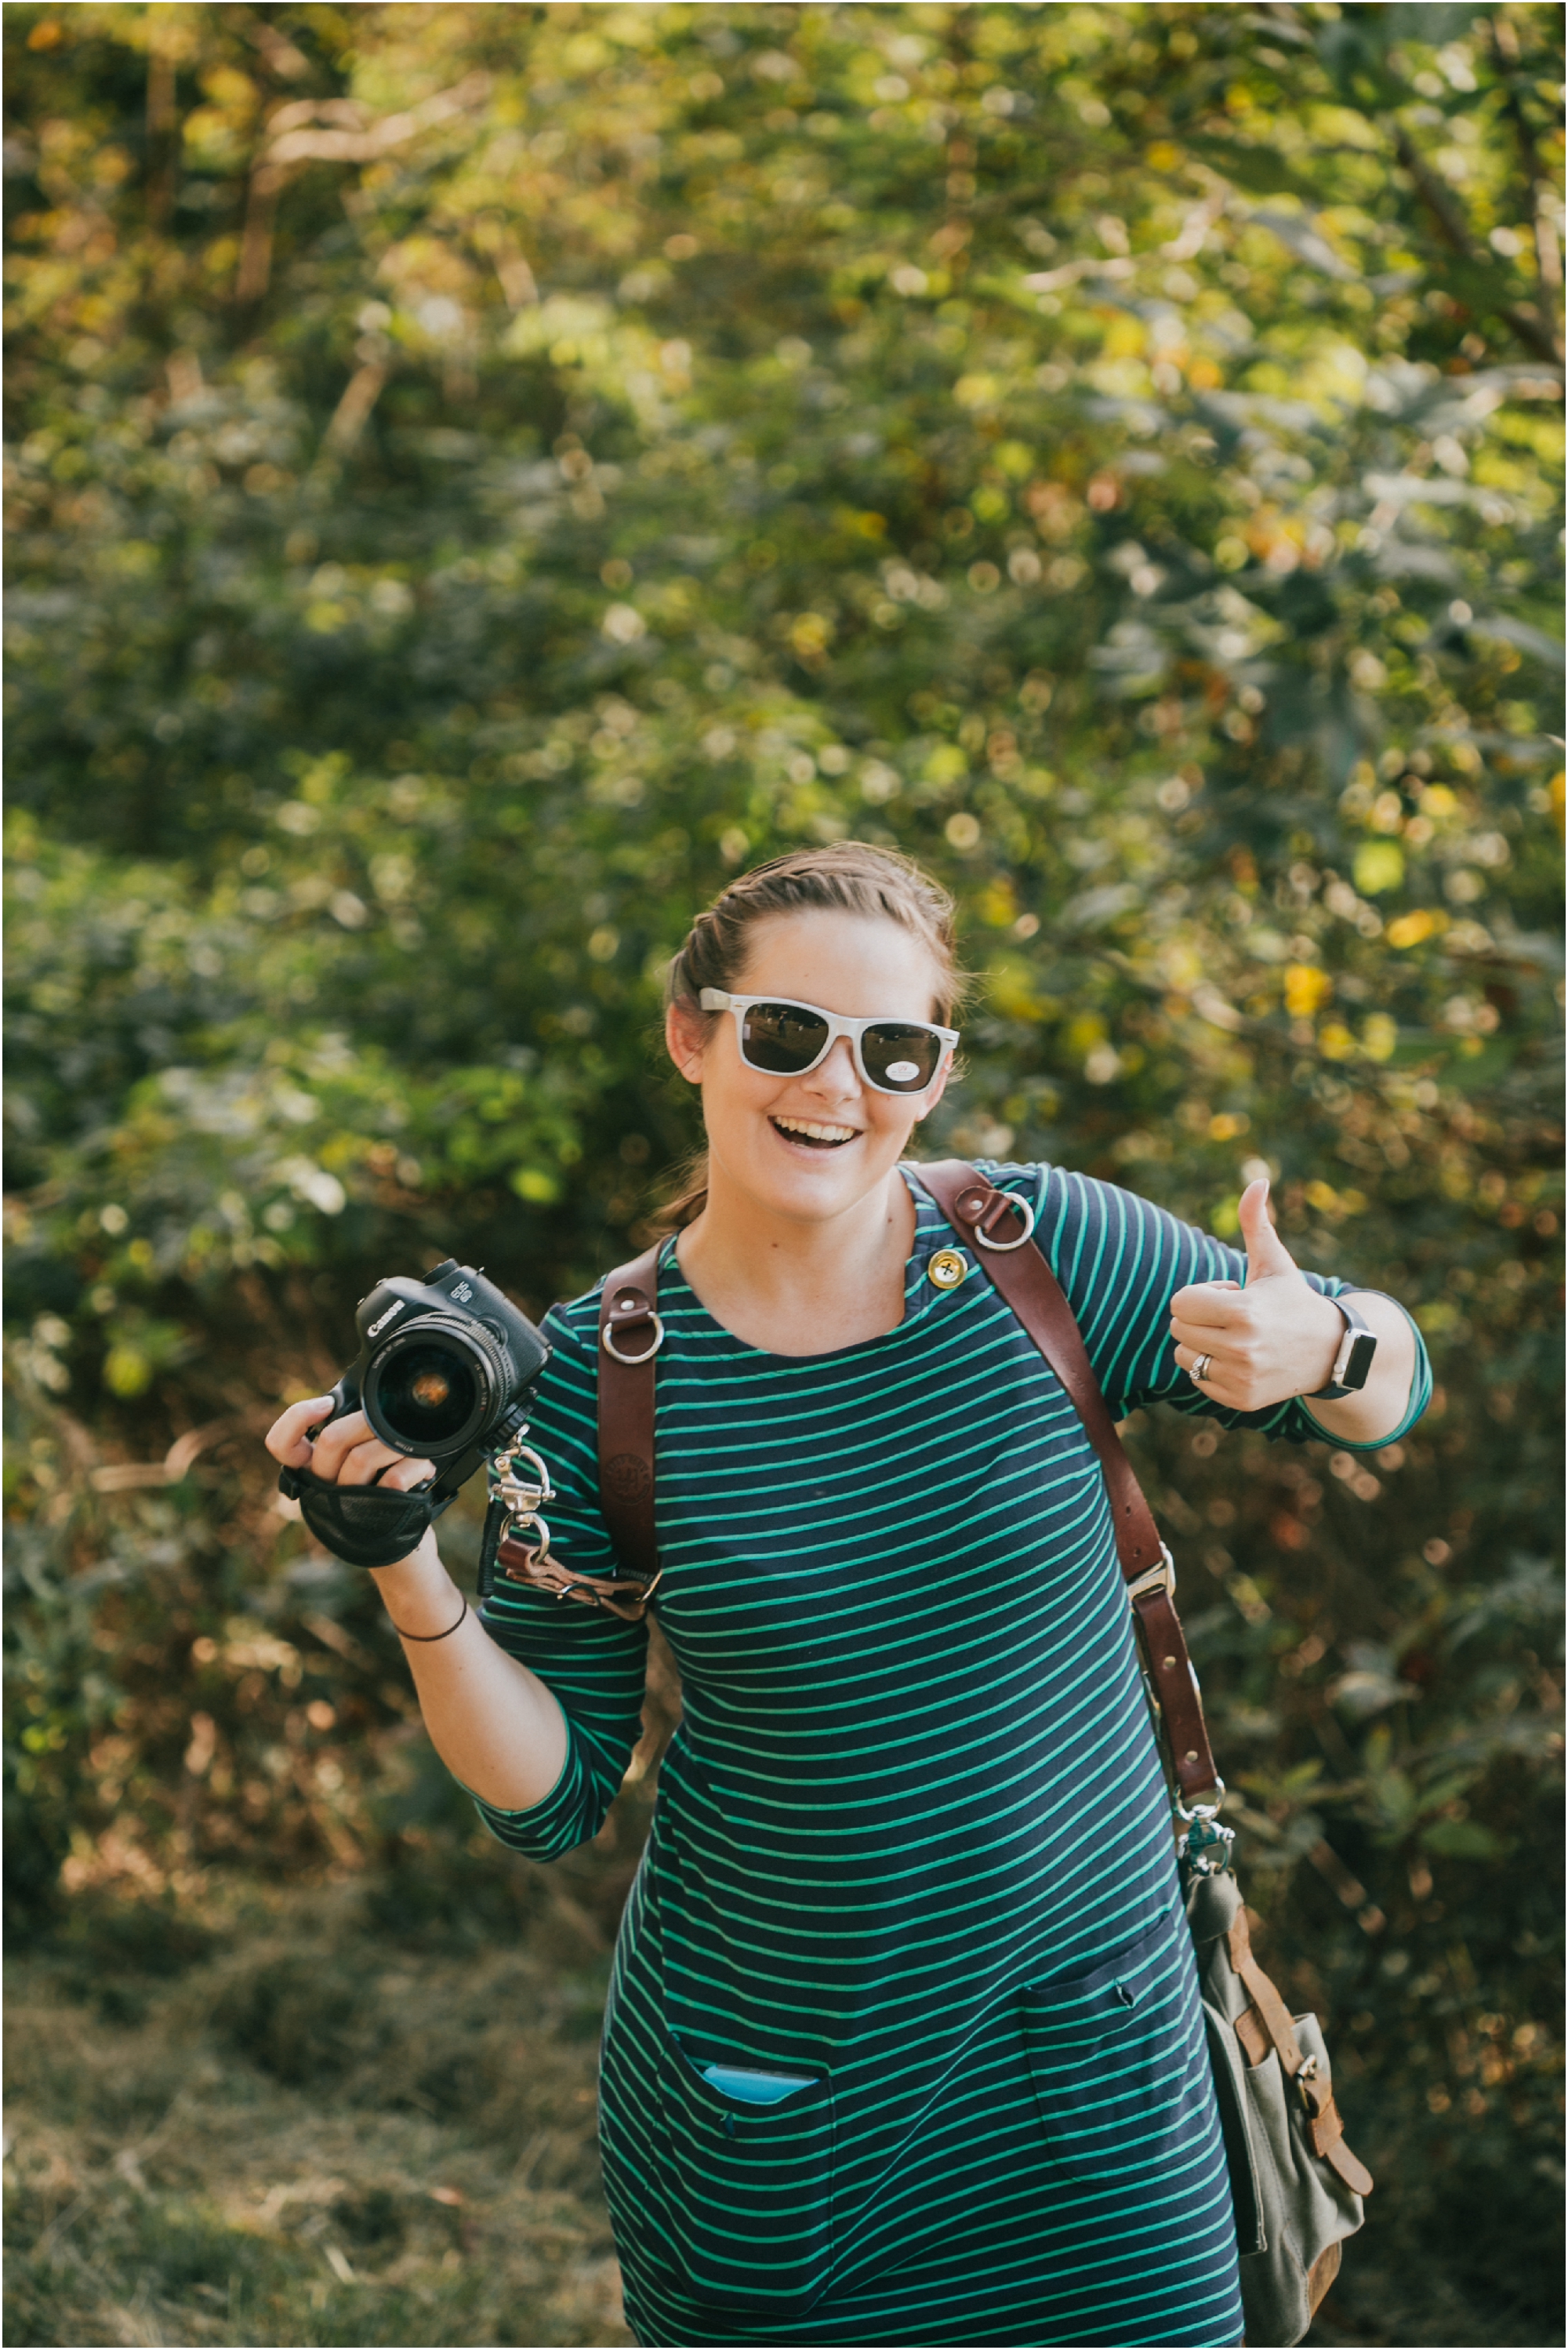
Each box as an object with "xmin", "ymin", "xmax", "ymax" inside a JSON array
[{"xmin": 1238, "ymin": 1178, "xmax": 1298, "ymax": 1280}]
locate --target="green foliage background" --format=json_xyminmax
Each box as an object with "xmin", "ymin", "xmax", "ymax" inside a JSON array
[{"xmin": 5, "ymin": 5, "xmax": 1563, "ymax": 2344}]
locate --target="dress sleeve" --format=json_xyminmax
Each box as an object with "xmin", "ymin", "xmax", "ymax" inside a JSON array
[
  {"xmin": 993, "ymin": 1161, "xmax": 1431, "ymax": 1449},
  {"xmin": 467, "ymin": 1297, "xmax": 649, "ymax": 1859}
]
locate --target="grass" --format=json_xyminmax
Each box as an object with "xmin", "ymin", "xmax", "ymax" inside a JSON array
[
  {"xmin": 5, "ymin": 1800, "xmax": 1559, "ymax": 2349},
  {"xmin": 4, "ymin": 1875, "xmax": 635, "ymax": 2350}
]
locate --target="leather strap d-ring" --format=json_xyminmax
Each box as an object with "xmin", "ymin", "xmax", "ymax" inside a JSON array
[
  {"xmin": 602, "ymin": 1311, "xmax": 664, "ymax": 1365},
  {"xmin": 601, "ymin": 1277, "xmax": 665, "ymax": 1364},
  {"xmin": 956, "ymin": 1183, "xmax": 1037, "ymax": 1252}
]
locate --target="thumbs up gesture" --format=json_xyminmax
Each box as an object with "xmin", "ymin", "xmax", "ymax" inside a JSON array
[{"xmin": 1169, "ymin": 1179, "xmax": 1344, "ymax": 1411}]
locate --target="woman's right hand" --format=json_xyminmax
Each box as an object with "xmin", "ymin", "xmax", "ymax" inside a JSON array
[
  {"xmin": 263, "ymin": 1396, "xmax": 435, "ymax": 1494},
  {"xmin": 263, "ymin": 1401, "xmax": 568, "ymax": 1809},
  {"xmin": 264, "ymin": 1398, "xmax": 443, "ymax": 1580}
]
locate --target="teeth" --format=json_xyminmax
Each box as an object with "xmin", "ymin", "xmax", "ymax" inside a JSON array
[{"xmin": 774, "ymin": 1117, "xmax": 857, "ymax": 1142}]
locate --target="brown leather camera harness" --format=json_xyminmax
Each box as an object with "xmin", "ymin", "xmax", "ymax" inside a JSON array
[
  {"xmin": 496, "ymin": 1158, "xmax": 1214, "ymax": 1793},
  {"xmin": 488, "ymin": 1157, "xmax": 1372, "ymax": 2207}
]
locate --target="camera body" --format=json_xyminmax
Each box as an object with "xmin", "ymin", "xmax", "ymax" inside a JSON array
[{"xmin": 318, "ymin": 1259, "xmax": 550, "ymax": 1502}]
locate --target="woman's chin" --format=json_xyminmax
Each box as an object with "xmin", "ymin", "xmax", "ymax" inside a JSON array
[{"xmin": 718, "ymin": 1129, "xmax": 892, "ymax": 1218}]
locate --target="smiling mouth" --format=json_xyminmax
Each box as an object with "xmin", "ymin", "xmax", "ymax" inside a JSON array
[{"xmin": 771, "ymin": 1116, "xmax": 858, "ymax": 1150}]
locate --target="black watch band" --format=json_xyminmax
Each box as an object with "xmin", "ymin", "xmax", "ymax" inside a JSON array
[{"xmin": 1307, "ymin": 1296, "xmax": 1378, "ymax": 1399}]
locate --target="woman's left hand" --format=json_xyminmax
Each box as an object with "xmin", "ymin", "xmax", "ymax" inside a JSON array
[{"xmin": 1168, "ymin": 1179, "xmax": 1343, "ymax": 1413}]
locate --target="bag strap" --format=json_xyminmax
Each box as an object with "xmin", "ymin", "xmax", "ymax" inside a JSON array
[
  {"xmin": 916, "ymin": 1159, "xmax": 1222, "ymax": 1806},
  {"xmin": 494, "ymin": 1239, "xmax": 666, "ymax": 1622}
]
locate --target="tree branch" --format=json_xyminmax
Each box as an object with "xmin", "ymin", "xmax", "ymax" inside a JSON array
[{"xmin": 1392, "ymin": 122, "xmax": 1563, "ymax": 368}]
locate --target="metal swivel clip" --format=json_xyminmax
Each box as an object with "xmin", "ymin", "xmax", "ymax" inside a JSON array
[
  {"xmin": 477, "ymin": 1437, "xmax": 557, "ymax": 1600},
  {"xmin": 489, "ymin": 1439, "xmax": 556, "ymax": 1554},
  {"xmin": 1175, "ymin": 1792, "xmax": 1236, "ymax": 1878}
]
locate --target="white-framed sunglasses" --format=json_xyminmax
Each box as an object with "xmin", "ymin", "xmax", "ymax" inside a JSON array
[{"xmin": 699, "ymin": 989, "xmax": 959, "ymax": 1095}]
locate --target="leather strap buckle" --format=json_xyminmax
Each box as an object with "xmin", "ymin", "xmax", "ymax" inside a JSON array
[{"xmin": 1127, "ymin": 1545, "xmax": 1176, "ymax": 1604}]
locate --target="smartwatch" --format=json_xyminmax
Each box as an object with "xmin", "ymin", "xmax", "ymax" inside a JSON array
[{"xmin": 1307, "ymin": 1296, "xmax": 1378, "ymax": 1399}]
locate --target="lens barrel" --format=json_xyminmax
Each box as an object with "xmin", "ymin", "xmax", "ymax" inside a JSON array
[{"xmin": 362, "ymin": 1313, "xmax": 507, "ymax": 1458}]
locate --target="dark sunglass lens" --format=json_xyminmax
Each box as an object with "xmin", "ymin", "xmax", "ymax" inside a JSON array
[
  {"xmin": 741, "ymin": 1003, "xmax": 829, "ymax": 1073},
  {"xmin": 863, "ymin": 1025, "xmax": 940, "ymax": 1091}
]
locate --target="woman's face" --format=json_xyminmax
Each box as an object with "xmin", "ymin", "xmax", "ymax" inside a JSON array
[{"xmin": 666, "ymin": 910, "xmax": 955, "ymax": 1226}]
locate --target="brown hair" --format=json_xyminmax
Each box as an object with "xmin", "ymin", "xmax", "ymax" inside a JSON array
[{"xmin": 655, "ymin": 841, "xmax": 967, "ymax": 1228}]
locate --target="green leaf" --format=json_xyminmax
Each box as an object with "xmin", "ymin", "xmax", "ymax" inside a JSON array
[{"xmin": 1418, "ymin": 1818, "xmax": 1513, "ymax": 1861}]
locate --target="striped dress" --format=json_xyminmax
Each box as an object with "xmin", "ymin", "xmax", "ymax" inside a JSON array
[{"xmin": 475, "ymin": 1163, "xmax": 1428, "ymax": 2348}]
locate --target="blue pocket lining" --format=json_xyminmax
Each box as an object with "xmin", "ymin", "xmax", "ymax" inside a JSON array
[{"xmin": 699, "ymin": 2063, "xmax": 817, "ymax": 2105}]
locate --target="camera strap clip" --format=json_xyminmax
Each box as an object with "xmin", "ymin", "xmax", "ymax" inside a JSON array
[
  {"xmin": 478, "ymin": 1433, "xmax": 663, "ymax": 1621},
  {"xmin": 477, "ymin": 1440, "xmax": 556, "ymax": 1600}
]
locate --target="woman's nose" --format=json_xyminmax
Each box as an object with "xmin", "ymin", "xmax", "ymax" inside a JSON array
[{"xmin": 804, "ymin": 1035, "xmax": 861, "ymax": 1095}]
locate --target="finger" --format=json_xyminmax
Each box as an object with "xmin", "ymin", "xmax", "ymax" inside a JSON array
[
  {"xmin": 1239, "ymin": 1178, "xmax": 1298, "ymax": 1279},
  {"xmin": 1170, "ymin": 1285, "xmax": 1250, "ymax": 1333},
  {"xmin": 379, "ymin": 1455, "xmax": 436, "ymax": 1493},
  {"xmin": 265, "ymin": 1397, "xmax": 336, "ymax": 1465},
  {"xmin": 1178, "ymin": 1357, "xmax": 1250, "ymax": 1411},
  {"xmin": 308, "ymin": 1408, "xmax": 377, "ymax": 1476},
  {"xmin": 1174, "ymin": 1342, "xmax": 1225, "ymax": 1384},
  {"xmin": 336, "ymin": 1435, "xmax": 417, "ymax": 1487}
]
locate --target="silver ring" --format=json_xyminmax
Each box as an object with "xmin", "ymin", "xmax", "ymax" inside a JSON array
[
  {"xmin": 972, "ymin": 1193, "xmax": 1037, "ymax": 1252},
  {"xmin": 602, "ymin": 1313, "xmax": 664, "ymax": 1365},
  {"xmin": 1192, "ymin": 1353, "xmax": 1212, "ymax": 1382}
]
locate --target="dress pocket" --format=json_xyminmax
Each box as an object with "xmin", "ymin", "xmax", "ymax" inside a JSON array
[
  {"xmin": 657, "ymin": 2037, "xmax": 835, "ymax": 2313},
  {"xmin": 1019, "ymin": 1913, "xmax": 1204, "ymax": 2189}
]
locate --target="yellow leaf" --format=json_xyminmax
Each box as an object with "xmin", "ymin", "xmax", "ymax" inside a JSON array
[
  {"xmin": 1353, "ymin": 839, "xmax": 1406, "ymax": 895},
  {"xmin": 510, "ymin": 1168, "xmax": 560, "ymax": 1204},
  {"xmin": 1386, "ymin": 909, "xmax": 1446, "ymax": 949},
  {"xmin": 1284, "ymin": 963, "xmax": 1331, "ymax": 1018},
  {"xmin": 103, "ymin": 1345, "xmax": 152, "ymax": 1398}
]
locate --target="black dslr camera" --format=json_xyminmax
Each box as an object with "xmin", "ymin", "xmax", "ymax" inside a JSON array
[{"xmin": 278, "ymin": 1260, "xmax": 550, "ymax": 1569}]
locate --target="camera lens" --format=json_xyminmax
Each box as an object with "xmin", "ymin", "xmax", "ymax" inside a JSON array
[{"xmin": 365, "ymin": 1319, "xmax": 499, "ymax": 1455}]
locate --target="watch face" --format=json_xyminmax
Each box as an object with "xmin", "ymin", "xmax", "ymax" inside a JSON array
[{"xmin": 1344, "ymin": 1328, "xmax": 1378, "ymax": 1392}]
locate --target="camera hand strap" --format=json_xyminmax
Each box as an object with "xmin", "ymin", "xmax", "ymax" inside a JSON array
[{"xmin": 278, "ymin": 1460, "xmax": 457, "ymax": 1570}]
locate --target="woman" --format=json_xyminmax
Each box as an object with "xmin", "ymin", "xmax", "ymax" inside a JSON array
[{"xmin": 267, "ymin": 844, "xmax": 1427, "ymax": 2348}]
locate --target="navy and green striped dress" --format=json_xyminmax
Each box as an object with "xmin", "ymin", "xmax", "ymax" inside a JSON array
[{"xmin": 474, "ymin": 1164, "xmax": 1428, "ymax": 2348}]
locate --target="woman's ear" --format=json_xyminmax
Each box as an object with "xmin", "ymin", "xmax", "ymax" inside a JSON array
[{"xmin": 666, "ymin": 1000, "xmax": 708, "ymax": 1085}]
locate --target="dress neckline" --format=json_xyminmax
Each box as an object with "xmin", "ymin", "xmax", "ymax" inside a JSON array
[{"xmin": 655, "ymin": 1168, "xmax": 949, "ymax": 1367}]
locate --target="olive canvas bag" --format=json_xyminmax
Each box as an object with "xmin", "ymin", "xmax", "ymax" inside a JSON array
[{"xmin": 494, "ymin": 1160, "xmax": 1374, "ymax": 2346}]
